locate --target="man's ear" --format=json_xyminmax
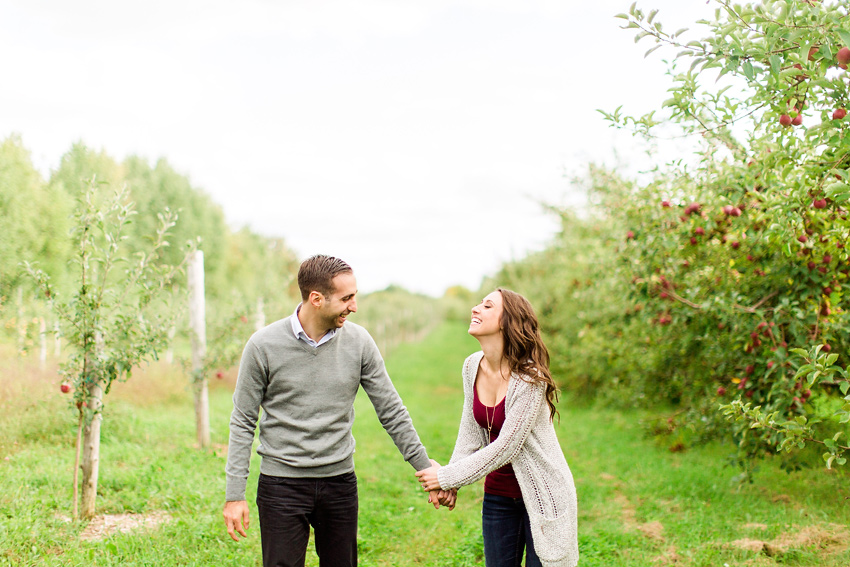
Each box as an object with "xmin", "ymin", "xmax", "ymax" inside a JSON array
[{"xmin": 308, "ymin": 290, "xmax": 324, "ymax": 308}]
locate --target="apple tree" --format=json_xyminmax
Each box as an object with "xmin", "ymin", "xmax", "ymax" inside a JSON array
[
  {"xmin": 26, "ymin": 180, "xmax": 195, "ymax": 519},
  {"xmin": 602, "ymin": 0, "xmax": 850, "ymax": 473}
]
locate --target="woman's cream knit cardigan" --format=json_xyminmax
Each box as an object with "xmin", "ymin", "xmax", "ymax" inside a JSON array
[{"xmin": 437, "ymin": 352, "xmax": 579, "ymax": 567}]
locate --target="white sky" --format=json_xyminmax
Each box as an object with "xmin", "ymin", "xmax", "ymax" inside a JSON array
[{"xmin": 0, "ymin": 0, "xmax": 715, "ymax": 296}]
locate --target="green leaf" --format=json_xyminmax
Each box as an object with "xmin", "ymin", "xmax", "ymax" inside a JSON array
[
  {"xmin": 769, "ymin": 54, "xmax": 781, "ymax": 74},
  {"xmin": 808, "ymin": 370, "xmax": 821, "ymax": 386},
  {"xmin": 742, "ymin": 60, "xmax": 754, "ymax": 80},
  {"xmin": 793, "ymin": 364, "xmax": 815, "ymax": 380},
  {"xmin": 647, "ymin": 9, "xmax": 658, "ymax": 24},
  {"xmin": 789, "ymin": 348, "xmax": 808, "ymax": 357},
  {"xmin": 645, "ymin": 44, "xmax": 663, "ymax": 58},
  {"xmin": 826, "ymin": 353, "xmax": 839, "ymax": 367},
  {"xmin": 842, "ymin": 382, "xmax": 850, "ymax": 395},
  {"xmin": 838, "ymin": 29, "xmax": 850, "ymax": 48}
]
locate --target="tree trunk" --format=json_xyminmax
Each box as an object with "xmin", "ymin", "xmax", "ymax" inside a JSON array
[
  {"xmin": 80, "ymin": 380, "xmax": 104, "ymax": 519},
  {"xmin": 189, "ymin": 251, "xmax": 210, "ymax": 448}
]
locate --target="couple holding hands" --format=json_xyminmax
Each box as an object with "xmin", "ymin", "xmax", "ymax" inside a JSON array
[{"xmin": 223, "ymin": 255, "xmax": 578, "ymax": 567}]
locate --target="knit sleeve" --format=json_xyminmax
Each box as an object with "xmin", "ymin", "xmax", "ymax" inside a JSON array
[
  {"xmin": 438, "ymin": 374, "xmax": 545, "ymax": 491},
  {"xmin": 225, "ymin": 340, "xmax": 268, "ymax": 501}
]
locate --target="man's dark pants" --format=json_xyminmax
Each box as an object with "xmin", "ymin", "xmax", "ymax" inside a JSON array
[{"xmin": 256, "ymin": 472, "xmax": 358, "ymax": 567}]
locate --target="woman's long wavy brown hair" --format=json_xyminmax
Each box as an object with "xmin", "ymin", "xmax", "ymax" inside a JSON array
[{"xmin": 497, "ymin": 288, "xmax": 559, "ymax": 421}]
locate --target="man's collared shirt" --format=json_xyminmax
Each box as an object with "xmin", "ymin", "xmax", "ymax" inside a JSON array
[{"xmin": 290, "ymin": 304, "xmax": 337, "ymax": 348}]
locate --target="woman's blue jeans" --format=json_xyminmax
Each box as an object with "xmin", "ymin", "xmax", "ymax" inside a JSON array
[{"xmin": 482, "ymin": 493, "xmax": 541, "ymax": 567}]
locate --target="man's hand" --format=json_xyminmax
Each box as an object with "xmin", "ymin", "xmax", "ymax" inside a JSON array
[
  {"xmin": 436, "ymin": 488, "xmax": 457, "ymax": 510},
  {"xmin": 223, "ymin": 500, "xmax": 250, "ymax": 542}
]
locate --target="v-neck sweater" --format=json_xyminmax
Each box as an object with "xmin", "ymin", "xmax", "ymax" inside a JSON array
[{"xmin": 225, "ymin": 316, "xmax": 431, "ymax": 501}]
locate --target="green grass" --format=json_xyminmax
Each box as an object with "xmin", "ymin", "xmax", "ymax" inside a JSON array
[{"xmin": 1, "ymin": 321, "xmax": 849, "ymax": 566}]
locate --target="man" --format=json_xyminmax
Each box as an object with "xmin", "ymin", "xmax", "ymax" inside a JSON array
[{"xmin": 223, "ymin": 255, "xmax": 452, "ymax": 567}]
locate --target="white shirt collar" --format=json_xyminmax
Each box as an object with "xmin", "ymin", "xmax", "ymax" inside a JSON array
[{"xmin": 291, "ymin": 304, "xmax": 337, "ymax": 348}]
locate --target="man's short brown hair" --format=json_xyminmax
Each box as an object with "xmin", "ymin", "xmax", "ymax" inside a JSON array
[{"xmin": 297, "ymin": 255, "xmax": 353, "ymax": 301}]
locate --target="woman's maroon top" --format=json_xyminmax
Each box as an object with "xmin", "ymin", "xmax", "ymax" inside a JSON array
[{"xmin": 472, "ymin": 386, "xmax": 523, "ymax": 498}]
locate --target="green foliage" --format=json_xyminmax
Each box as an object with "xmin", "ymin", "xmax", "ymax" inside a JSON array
[
  {"xmin": 123, "ymin": 157, "xmax": 230, "ymax": 297},
  {"xmin": 0, "ymin": 135, "xmax": 73, "ymax": 297},
  {"xmin": 0, "ymin": 138, "xmax": 301, "ymax": 366},
  {"xmin": 497, "ymin": 0, "xmax": 850, "ymax": 473},
  {"xmin": 606, "ymin": 0, "xmax": 850, "ymax": 469},
  {"xmin": 24, "ymin": 181, "xmax": 194, "ymax": 413}
]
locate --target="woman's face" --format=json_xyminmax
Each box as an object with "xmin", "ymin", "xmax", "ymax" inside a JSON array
[{"xmin": 469, "ymin": 291, "xmax": 503, "ymax": 337}]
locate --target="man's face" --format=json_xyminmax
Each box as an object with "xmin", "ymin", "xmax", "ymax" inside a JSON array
[{"xmin": 318, "ymin": 272, "xmax": 358, "ymax": 329}]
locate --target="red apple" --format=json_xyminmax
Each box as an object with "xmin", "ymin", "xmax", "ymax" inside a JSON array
[
  {"xmin": 808, "ymin": 46, "xmax": 819, "ymax": 61},
  {"xmin": 731, "ymin": 241, "xmax": 740, "ymax": 249},
  {"xmin": 695, "ymin": 227, "xmax": 705, "ymax": 235},
  {"xmin": 838, "ymin": 46, "xmax": 850, "ymax": 66},
  {"xmin": 60, "ymin": 382, "xmax": 71, "ymax": 393},
  {"xmin": 823, "ymin": 254, "xmax": 832, "ymax": 264},
  {"xmin": 730, "ymin": 207, "xmax": 741, "ymax": 217},
  {"xmin": 779, "ymin": 114, "xmax": 792, "ymax": 127},
  {"xmin": 813, "ymin": 198, "xmax": 828, "ymax": 209},
  {"xmin": 717, "ymin": 386, "xmax": 727, "ymax": 396},
  {"xmin": 662, "ymin": 200, "xmax": 671, "ymax": 208},
  {"xmin": 834, "ymin": 108, "xmax": 847, "ymax": 120},
  {"xmin": 626, "ymin": 230, "xmax": 635, "ymax": 240},
  {"xmin": 216, "ymin": 371, "xmax": 224, "ymax": 379},
  {"xmin": 823, "ymin": 344, "xmax": 832, "ymax": 352},
  {"xmin": 797, "ymin": 234, "xmax": 808, "ymax": 243},
  {"xmin": 791, "ymin": 114, "xmax": 803, "ymax": 126}
]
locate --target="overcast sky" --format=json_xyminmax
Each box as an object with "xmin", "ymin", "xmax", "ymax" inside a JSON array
[{"xmin": 1, "ymin": 0, "xmax": 715, "ymax": 296}]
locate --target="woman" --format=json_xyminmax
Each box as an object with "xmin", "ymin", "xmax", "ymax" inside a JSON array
[{"xmin": 416, "ymin": 288, "xmax": 578, "ymax": 567}]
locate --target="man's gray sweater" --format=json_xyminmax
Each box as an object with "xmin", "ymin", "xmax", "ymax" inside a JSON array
[{"xmin": 225, "ymin": 316, "xmax": 431, "ymax": 501}]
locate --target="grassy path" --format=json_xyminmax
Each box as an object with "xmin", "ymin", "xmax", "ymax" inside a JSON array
[{"xmin": 1, "ymin": 321, "xmax": 849, "ymax": 566}]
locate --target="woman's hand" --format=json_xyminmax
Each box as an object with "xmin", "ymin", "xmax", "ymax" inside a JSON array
[{"xmin": 415, "ymin": 459, "xmax": 442, "ymax": 492}]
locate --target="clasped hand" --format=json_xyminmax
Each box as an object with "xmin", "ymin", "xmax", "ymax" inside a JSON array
[{"xmin": 417, "ymin": 459, "xmax": 457, "ymax": 510}]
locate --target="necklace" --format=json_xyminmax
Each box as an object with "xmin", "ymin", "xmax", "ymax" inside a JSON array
[{"xmin": 484, "ymin": 403, "xmax": 494, "ymax": 443}]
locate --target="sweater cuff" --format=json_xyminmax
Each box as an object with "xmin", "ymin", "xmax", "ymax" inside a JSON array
[
  {"xmin": 436, "ymin": 467, "xmax": 453, "ymax": 491},
  {"xmin": 225, "ymin": 474, "xmax": 248, "ymax": 502},
  {"xmin": 409, "ymin": 450, "xmax": 432, "ymax": 472}
]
